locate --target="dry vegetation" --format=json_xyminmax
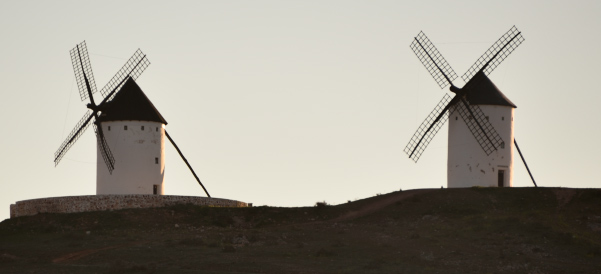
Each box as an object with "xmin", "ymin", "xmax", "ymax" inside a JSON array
[{"xmin": 1, "ymin": 187, "xmax": 600, "ymax": 273}]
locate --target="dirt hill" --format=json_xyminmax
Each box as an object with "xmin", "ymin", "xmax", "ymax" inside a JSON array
[{"xmin": 1, "ymin": 187, "xmax": 600, "ymax": 273}]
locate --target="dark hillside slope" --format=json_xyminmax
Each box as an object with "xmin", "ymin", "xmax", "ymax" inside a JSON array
[{"xmin": 1, "ymin": 187, "xmax": 600, "ymax": 273}]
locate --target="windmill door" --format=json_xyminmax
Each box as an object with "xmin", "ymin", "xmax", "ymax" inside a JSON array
[{"xmin": 498, "ymin": 170, "xmax": 505, "ymax": 187}]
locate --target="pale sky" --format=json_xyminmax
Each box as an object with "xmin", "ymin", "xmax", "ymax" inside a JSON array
[{"xmin": 1, "ymin": 0, "xmax": 600, "ymax": 221}]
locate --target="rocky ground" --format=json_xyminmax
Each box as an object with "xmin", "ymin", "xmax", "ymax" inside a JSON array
[{"xmin": 1, "ymin": 187, "xmax": 600, "ymax": 273}]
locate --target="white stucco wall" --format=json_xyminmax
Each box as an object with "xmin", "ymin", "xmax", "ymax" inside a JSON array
[
  {"xmin": 96, "ymin": 121, "xmax": 166, "ymax": 195},
  {"xmin": 447, "ymin": 105, "xmax": 514, "ymax": 188}
]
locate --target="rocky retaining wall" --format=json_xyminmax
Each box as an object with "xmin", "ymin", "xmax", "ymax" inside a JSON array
[{"xmin": 10, "ymin": 195, "xmax": 247, "ymax": 218}]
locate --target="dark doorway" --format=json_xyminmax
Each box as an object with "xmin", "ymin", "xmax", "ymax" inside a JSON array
[
  {"xmin": 153, "ymin": 185, "xmax": 158, "ymax": 195},
  {"xmin": 498, "ymin": 170, "xmax": 505, "ymax": 187}
]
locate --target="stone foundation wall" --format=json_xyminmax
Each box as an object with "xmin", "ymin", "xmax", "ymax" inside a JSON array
[{"xmin": 10, "ymin": 195, "xmax": 247, "ymax": 218}]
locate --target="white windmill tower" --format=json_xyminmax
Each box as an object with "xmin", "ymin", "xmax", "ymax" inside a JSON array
[
  {"xmin": 95, "ymin": 77, "xmax": 168, "ymax": 194},
  {"xmin": 404, "ymin": 26, "xmax": 537, "ymax": 188},
  {"xmin": 54, "ymin": 41, "xmax": 211, "ymax": 197}
]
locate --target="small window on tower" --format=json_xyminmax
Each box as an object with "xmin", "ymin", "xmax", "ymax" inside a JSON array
[
  {"xmin": 485, "ymin": 116, "xmax": 489, "ymax": 121},
  {"xmin": 142, "ymin": 126, "xmax": 145, "ymax": 130},
  {"xmin": 455, "ymin": 116, "xmax": 458, "ymax": 120},
  {"xmin": 155, "ymin": 157, "xmax": 159, "ymax": 164},
  {"xmin": 156, "ymin": 127, "xmax": 158, "ymax": 132},
  {"xmin": 500, "ymin": 142, "xmax": 505, "ymax": 149},
  {"xmin": 124, "ymin": 125, "xmax": 128, "ymax": 130},
  {"xmin": 108, "ymin": 126, "xmax": 111, "ymax": 131},
  {"xmin": 502, "ymin": 117, "xmax": 505, "ymax": 121}
]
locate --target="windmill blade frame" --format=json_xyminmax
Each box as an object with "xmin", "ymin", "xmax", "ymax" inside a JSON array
[
  {"xmin": 461, "ymin": 26, "xmax": 524, "ymax": 82},
  {"xmin": 93, "ymin": 123, "xmax": 115, "ymax": 173},
  {"xmin": 54, "ymin": 110, "xmax": 94, "ymax": 166},
  {"xmin": 98, "ymin": 49, "xmax": 150, "ymax": 100},
  {"xmin": 452, "ymin": 97, "xmax": 504, "ymax": 155},
  {"xmin": 70, "ymin": 41, "xmax": 98, "ymax": 102},
  {"xmin": 410, "ymin": 31, "xmax": 458, "ymax": 89},
  {"xmin": 404, "ymin": 93, "xmax": 453, "ymax": 162}
]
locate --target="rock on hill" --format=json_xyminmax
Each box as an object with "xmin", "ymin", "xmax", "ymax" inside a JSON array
[{"xmin": 1, "ymin": 187, "xmax": 600, "ymax": 273}]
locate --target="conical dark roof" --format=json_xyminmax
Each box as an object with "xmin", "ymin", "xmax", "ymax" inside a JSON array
[
  {"xmin": 98, "ymin": 78, "xmax": 167, "ymax": 124},
  {"xmin": 464, "ymin": 71, "xmax": 517, "ymax": 108}
]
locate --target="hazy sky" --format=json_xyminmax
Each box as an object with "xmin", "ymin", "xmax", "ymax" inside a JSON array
[{"xmin": 1, "ymin": 1, "xmax": 600, "ymax": 221}]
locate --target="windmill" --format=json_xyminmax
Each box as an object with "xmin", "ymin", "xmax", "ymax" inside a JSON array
[
  {"xmin": 404, "ymin": 26, "xmax": 537, "ymax": 188},
  {"xmin": 54, "ymin": 41, "xmax": 211, "ymax": 197}
]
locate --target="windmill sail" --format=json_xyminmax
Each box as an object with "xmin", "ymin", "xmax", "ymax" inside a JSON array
[
  {"xmin": 461, "ymin": 26, "xmax": 524, "ymax": 82},
  {"xmin": 70, "ymin": 41, "xmax": 98, "ymax": 101},
  {"xmin": 99, "ymin": 49, "xmax": 150, "ymax": 100},
  {"xmin": 93, "ymin": 123, "xmax": 115, "ymax": 173},
  {"xmin": 404, "ymin": 94, "xmax": 453, "ymax": 162},
  {"xmin": 54, "ymin": 110, "xmax": 94, "ymax": 165},
  {"xmin": 452, "ymin": 98, "xmax": 504, "ymax": 155},
  {"xmin": 410, "ymin": 31, "xmax": 458, "ymax": 89}
]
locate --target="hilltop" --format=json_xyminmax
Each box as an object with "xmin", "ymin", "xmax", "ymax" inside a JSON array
[{"xmin": 1, "ymin": 187, "xmax": 600, "ymax": 273}]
